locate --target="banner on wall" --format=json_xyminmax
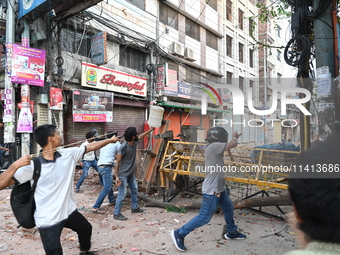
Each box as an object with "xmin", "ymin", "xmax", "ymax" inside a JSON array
[
  {"xmin": 17, "ymin": 85, "xmax": 33, "ymax": 133},
  {"xmin": 50, "ymin": 87, "xmax": 63, "ymax": 110},
  {"xmin": 11, "ymin": 44, "xmax": 46, "ymax": 86},
  {"xmin": 163, "ymin": 69, "xmax": 178, "ymax": 96},
  {"xmin": 73, "ymin": 89, "xmax": 114, "ymax": 122}
]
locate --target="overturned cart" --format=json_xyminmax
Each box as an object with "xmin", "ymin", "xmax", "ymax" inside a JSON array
[{"xmin": 159, "ymin": 141, "xmax": 300, "ymax": 218}]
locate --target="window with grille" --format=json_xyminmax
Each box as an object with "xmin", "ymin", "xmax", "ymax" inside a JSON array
[
  {"xmin": 249, "ymin": 49, "xmax": 254, "ymax": 68},
  {"xmin": 61, "ymin": 28, "xmax": 91, "ymax": 57},
  {"xmin": 249, "ymin": 18, "xmax": 254, "ymax": 37},
  {"xmin": 239, "ymin": 43, "xmax": 244, "ymax": 63},
  {"xmin": 126, "ymin": 0, "xmax": 145, "ymax": 10},
  {"xmin": 159, "ymin": 2, "xmax": 178, "ymax": 30},
  {"xmin": 206, "ymin": 30, "xmax": 218, "ymax": 50},
  {"xmin": 226, "ymin": 0, "xmax": 232, "ymax": 22},
  {"xmin": 185, "ymin": 19, "xmax": 200, "ymax": 41},
  {"xmin": 227, "ymin": 71, "xmax": 233, "ymax": 84},
  {"xmin": 226, "ymin": 35, "xmax": 232, "ymax": 57},
  {"xmin": 277, "ymin": 73, "xmax": 282, "ymax": 84},
  {"xmin": 206, "ymin": 0, "xmax": 217, "ymax": 11},
  {"xmin": 119, "ymin": 45, "xmax": 146, "ymax": 71},
  {"xmin": 277, "ymin": 26, "xmax": 281, "ymax": 38},
  {"xmin": 238, "ymin": 9, "xmax": 244, "ymax": 30}
]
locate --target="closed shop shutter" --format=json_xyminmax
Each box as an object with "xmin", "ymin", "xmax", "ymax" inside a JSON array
[
  {"xmin": 106, "ymin": 105, "xmax": 145, "ymax": 149},
  {"xmin": 64, "ymin": 104, "xmax": 105, "ymax": 146}
]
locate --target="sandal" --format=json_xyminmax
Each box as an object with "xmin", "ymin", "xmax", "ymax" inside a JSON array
[
  {"xmin": 92, "ymin": 208, "xmax": 106, "ymax": 214},
  {"xmin": 108, "ymin": 202, "xmax": 115, "ymax": 206}
]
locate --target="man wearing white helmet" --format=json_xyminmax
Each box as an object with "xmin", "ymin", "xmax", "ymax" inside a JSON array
[{"xmin": 171, "ymin": 126, "xmax": 246, "ymax": 252}]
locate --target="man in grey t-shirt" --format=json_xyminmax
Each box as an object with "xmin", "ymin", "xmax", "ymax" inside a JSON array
[
  {"xmin": 113, "ymin": 126, "xmax": 155, "ymax": 220},
  {"xmin": 171, "ymin": 126, "xmax": 246, "ymax": 252}
]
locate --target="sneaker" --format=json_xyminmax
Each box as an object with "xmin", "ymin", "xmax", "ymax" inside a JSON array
[
  {"xmin": 221, "ymin": 225, "xmax": 227, "ymax": 239},
  {"xmin": 171, "ymin": 229, "xmax": 187, "ymax": 252},
  {"xmin": 75, "ymin": 189, "xmax": 83, "ymax": 193},
  {"xmin": 224, "ymin": 231, "xmax": 247, "ymax": 240},
  {"xmin": 131, "ymin": 207, "xmax": 145, "ymax": 213},
  {"xmin": 80, "ymin": 251, "xmax": 97, "ymax": 255},
  {"xmin": 114, "ymin": 213, "xmax": 128, "ymax": 220}
]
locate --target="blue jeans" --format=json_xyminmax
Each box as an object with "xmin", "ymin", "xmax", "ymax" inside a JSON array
[
  {"xmin": 75, "ymin": 159, "xmax": 102, "ymax": 189},
  {"xmin": 178, "ymin": 190, "xmax": 237, "ymax": 237},
  {"xmin": 114, "ymin": 174, "xmax": 138, "ymax": 215},
  {"xmin": 93, "ymin": 166, "xmax": 114, "ymax": 209}
]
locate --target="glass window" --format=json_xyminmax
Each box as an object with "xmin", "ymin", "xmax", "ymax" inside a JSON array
[
  {"xmin": 238, "ymin": 9, "xmax": 244, "ymax": 30},
  {"xmin": 249, "ymin": 49, "xmax": 254, "ymax": 68},
  {"xmin": 206, "ymin": 0, "xmax": 217, "ymax": 11},
  {"xmin": 126, "ymin": 0, "xmax": 145, "ymax": 10},
  {"xmin": 226, "ymin": 0, "xmax": 232, "ymax": 22},
  {"xmin": 159, "ymin": 2, "xmax": 178, "ymax": 30},
  {"xmin": 206, "ymin": 30, "xmax": 218, "ymax": 50},
  {"xmin": 226, "ymin": 35, "xmax": 232, "ymax": 57},
  {"xmin": 239, "ymin": 43, "xmax": 244, "ymax": 63},
  {"xmin": 185, "ymin": 19, "xmax": 200, "ymax": 41}
]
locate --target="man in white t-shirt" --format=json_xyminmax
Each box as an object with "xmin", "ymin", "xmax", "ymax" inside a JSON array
[
  {"xmin": 1, "ymin": 124, "xmax": 119, "ymax": 255},
  {"xmin": 75, "ymin": 131, "xmax": 102, "ymax": 193}
]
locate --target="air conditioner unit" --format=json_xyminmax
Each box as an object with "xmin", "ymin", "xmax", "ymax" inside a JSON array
[
  {"xmin": 169, "ymin": 42, "xmax": 184, "ymax": 56},
  {"xmin": 184, "ymin": 47, "xmax": 195, "ymax": 61}
]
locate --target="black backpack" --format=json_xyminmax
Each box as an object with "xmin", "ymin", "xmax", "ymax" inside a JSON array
[{"xmin": 10, "ymin": 158, "xmax": 41, "ymax": 229}]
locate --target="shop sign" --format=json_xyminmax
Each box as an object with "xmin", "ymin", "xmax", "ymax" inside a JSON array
[
  {"xmin": 178, "ymin": 82, "xmax": 215, "ymax": 103},
  {"xmin": 156, "ymin": 63, "xmax": 167, "ymax": 90},
  {"xmin": 81, "ymin": 62, "xmax": 147, "ymax": 97},
  {"xmin": 11, "ymin": 44, "xmax": 46, "ymax": 87},
  {"xmin": 164, "ymin": 69, "xmax": 178, "ymax": 97},
  {"xmin": 73, "ymin": 89, "xmax": 114, "ymax": 122},
  {"xmin": 90, "ymin": 32, "xmax": 108, "ymax": 66},
  {"xmin": 18, "ymin": 0, "xmax": 47, "ymax": 19}
]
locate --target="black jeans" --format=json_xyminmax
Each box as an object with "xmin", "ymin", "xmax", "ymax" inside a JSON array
[{"xmin": 38, "ymin": 210, "xmax": 92, "ymax": 255}]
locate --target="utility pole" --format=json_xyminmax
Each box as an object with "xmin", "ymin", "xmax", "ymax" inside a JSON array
[
  {"xmin": 313, "ymin": 0, "xmax": 336, "ymax": 140},
  {"xmin": 20, "ymin": 19, "xmax": 31, "ymax": 157},
  {"xmin": 4, "ymin": 0, "xmax": 16, "ymax": 146}
]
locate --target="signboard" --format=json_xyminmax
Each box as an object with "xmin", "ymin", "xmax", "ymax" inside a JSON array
[
  {"xmin": 81, "ymin": 62, "xmax": 147, "ymax": 97},
  {"xmin": 156, "ymin": 63, "xmax": 167, "ymax": 90},
  {"xmin": 11, "ymin": 44, "xmax": 46, "ymax": 87},
  {"xmin": 164, "ymin": 69, "xmax": 178, "ymax": 96},
  {"xmin": 18, "ymin": 0, "xmax": 47, "ymax": 19},
  {"xmin": 90, "ymin": 32, "xmax": 108, "ymax": 66},
  {"xmin": 3, "ymin": 89, "xmax": 13, "ymax": 122},
  {"xmin": 50, "ymin": 87, "xmax": 63, "ymax": 110},
  {"xmin": 178, "ymin": 82, "xmax": 215, "ymax": 103},
  {"xmin": 73, "ymin": 89, "xmax": 114, "ymax": 122}
]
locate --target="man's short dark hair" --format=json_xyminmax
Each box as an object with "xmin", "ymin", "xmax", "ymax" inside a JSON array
[
  {"xmin": 124, "ymin": 127, "xmax": 137, "ymax": 142},
  {"xmin": 86, "ymin": 132, "xmax": 95, "ymax": 140},
  {"xmin": 34, "ymin": 124, "xmax": 57, "ymax": 147},
  {"xmin": 288, "ymin": 137, "xmax": 340, "ymax": 244}
]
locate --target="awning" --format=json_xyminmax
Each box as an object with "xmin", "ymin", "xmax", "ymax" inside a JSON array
[{"xmin": 158, "ymin": 101, "xmax": 230, "ymax": 114}]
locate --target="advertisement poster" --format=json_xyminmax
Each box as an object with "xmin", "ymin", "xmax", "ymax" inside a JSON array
[
  {"xmin": 11, "ymin": 44, "xmax": 46, "ymax": 87},
  {"xmin": 50, "ymin": 87, "xmax": 63, "ymax": 110},
  {"xmin": 73, "ymin": 89, "xmax": 114, "ymax": 122},
  {"xmin": 164, "ymin": 69, "xmax": 178, "ymax": 96},
  {"xmin": 17, "ymin": 85, "xmax": 33, "ymax": 133}
]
